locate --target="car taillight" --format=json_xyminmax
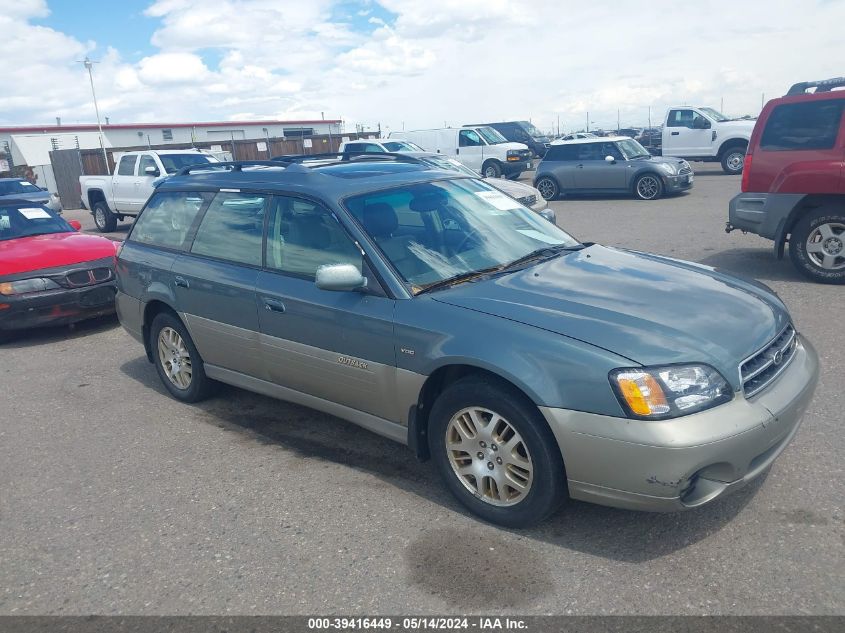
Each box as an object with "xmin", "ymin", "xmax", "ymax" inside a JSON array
[{"xmin": 741, "ymin": 153, "xmax": 753, "ymax": 192}]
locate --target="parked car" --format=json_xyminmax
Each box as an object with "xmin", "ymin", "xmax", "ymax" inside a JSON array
[
  {"xmin": 614, "ymin": 128, "xmax": 642, "ymax": 139},
  {"xmin": 464, "ymin": 121, "xmax": 551, "ymax": 158},
  {"xmin": 660, "ymin": 106, "xmax": 755, "ymax": 174},
  {"xmin": 116, "ymin": 156, "xmax": 817, "ymax": 527},
  {"xmin": 534, "ymin": 137, "xmax": 694, "ymax": 201},
  {"xmin": 557, "ymin": 132, "xmax": 598, "ymax": 141},
  {"xmin": 728, "ymin": 76, "xmax": 845, "ymax": 284},
  {"xmin": 636, "ymin": 127, "xmax": 663, "ymax": 154},
  {"xmin": 0, "ymin": 178, "xmax": 61, "ymax": 212},
  {"xmin": 392, "ymin": 126, "xmax": 532, "ymax": 179},
  {"xmin": 80, "ymin": 149, "xmax": 219, "ymax": 232},
  {"xmin": 0, "ymin": 199, "xmax": 118, "ymax": 340},
  {"xmin": 338, "ymin": 139, "xmax": 426, "ymax": 153}
]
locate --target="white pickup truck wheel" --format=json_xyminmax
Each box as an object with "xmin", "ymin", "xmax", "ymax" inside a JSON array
[
  {"xmin": 720, "ymin": 147, "xmax": 746, "ymax": 175},
  {"xmin": 93, "ymin": 201, "xmax": 117, "ymax": 232}
]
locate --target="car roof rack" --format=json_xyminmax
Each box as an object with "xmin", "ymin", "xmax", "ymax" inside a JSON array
[
  {"xmin": 271, "ymin": 152, "xmax": 425, "ymax": 166},
  {"xmin": 174, "ymin": 160, "xmax": 290, "ymax": 176},
  {"xmin": 786, "ymin": 77, "xmax": 845, "ymax": 96}
]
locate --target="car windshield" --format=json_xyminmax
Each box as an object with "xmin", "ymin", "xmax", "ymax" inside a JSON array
[
  {"xmin": 699, "ymin": 107, "xmax": 730, "ymax": 122},
  {"xmin": 617, "ymin": 139, "xmax": 652, "ymax": 159},
  {"xmin": 476, "ymin": 127, "xmax": 508, "ymax": 145},
  {"xmin": 344, "ymin": 178, "xmax": 580, "ymax": 291},
  {"xmin": 383, "ymin": 141, "xmax": 425, "ymax": 152},
  {"xmin": 0, "ymin": 180, "xmax": 42, "ymax": 195},
  {"xmin": 521, "ymin": 121, "xmax": 544, "ymax": 138},
  {"xmin": 0, "ymin": 204, "xmax": 72, "ymax": 241},
  {"xmin": 421, "ymin": 156, "xmax": 479, "ymax": 177},
  {"xmin": 159, "ymin": 154, "xmax": 215, "ymax": 174}
]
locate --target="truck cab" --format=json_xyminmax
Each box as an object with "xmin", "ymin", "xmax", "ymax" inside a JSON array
[{"xmin": 662, "ymin": 106, "xmax": 756, "ymax": 174}]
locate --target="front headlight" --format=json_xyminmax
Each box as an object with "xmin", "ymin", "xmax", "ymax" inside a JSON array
[
  {"xmin": 656, "ymin": 163, "xmax": 677, "ymax": 176},
  {"xmin": 0, "ymin": 278, "xmax": 62, "ymax": 295},
  {"xmin": 609, "ymin": 364, "xmax": 732, "ymax": 420}
]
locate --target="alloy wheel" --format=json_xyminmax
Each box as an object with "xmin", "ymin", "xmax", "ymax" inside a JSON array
[
  {"xmin": 94, "ymin": 207, "xmax": 106, "ymax": 229},
  {"xmin": 806, "ymin": 222, "xmax": 845, "ymax": 270},
  {"xmin": 445, "ymin": 407, "xmax": 533, "ymax": 507},
  {"xmin": 157, "ymin": 326, "xmax": 193, "ymax": 390},
  {"xmin": 536, "ymin": 178, "xmax": 556, "ymax": 200},
  {"xmin": 636, "ymin": 175, "xmax": 660, "ymax": 200}
]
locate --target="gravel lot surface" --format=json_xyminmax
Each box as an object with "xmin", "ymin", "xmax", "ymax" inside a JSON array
[{"xmin": 2, "ymin": 163, "xmax": 842, "ymax": 615}]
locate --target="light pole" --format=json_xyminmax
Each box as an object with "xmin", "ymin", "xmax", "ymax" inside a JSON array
[{"xmin": 81, "ymin": 56, "xmax": 110, "ymax": 174}]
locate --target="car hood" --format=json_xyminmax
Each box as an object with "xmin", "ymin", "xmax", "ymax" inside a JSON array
[
  {"xmin": 0, "ymin": 192, "xmax": 50, "ymax": 203},
  {"xmin": 717, "ymin": 119, "xmax": 756, "ymax": 132},
  {"xmin": 0, "ymin": 232, "xmax": 118, "ymax": 276},
  {"xmin": 432, "ymin": 245, "xmax": 789, "ymax": 385},
  {"xmin": 498, "ymin": 142, "xmax": 530, "ymax": 152},
  {"xmin": 485, "ymin": 177, "xmax": 535, "ymax": 197}
]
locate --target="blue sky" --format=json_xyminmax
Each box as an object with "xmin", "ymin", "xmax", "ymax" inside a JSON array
[{"xmin": 4, "ymin": 0, "xmax": 845, "ymax": 132}]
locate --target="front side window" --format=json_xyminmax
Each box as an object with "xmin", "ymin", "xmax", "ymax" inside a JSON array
[
  {"xmin": 600, "ymin": 142, "xmax": 624, "ymax": 160},
  {"xmin": 576, "ymin": 143, "xmax": 604, "ymax": 161},
  {"xmin": 190, "ymin": 192, "xmax": 266, "ymax": 266},
  {"xmin": 266, "ymin": 197, "xmax": 361, "ymax": 278},
  {"xmin": 459, "ymin": 130, "xmax": 482, "ymax": 147},
  {"xmin": 159, "ymin": 154, "xmax": 214, "ymax": 174},
  {"xmin": 0, "ymin": 204, "xmax": 71, "ymax": 241},
  {"xmin": 138, "ymin": 155, "xmax": 159, "ymax": 176},
  {"xmin": 344, "ymin": 179, "xmax": 579, "ymax": 289},
  {"xmin": 667, "ymin": 109, "xmax": 702, "ymax": 128},
  {"xmin": 129, "ymin": 191, "xmax": 208, "ymax": 249},
  {"xmin": 117, "ymin": 155, "xmax": 136, "ymax": 176},
  {"xmin": 760, "ymin": 100, "xmax": 845, "ymax": 151}
]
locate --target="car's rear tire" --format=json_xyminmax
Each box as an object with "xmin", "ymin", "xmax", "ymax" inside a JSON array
[
  {"xmin": 149, "ymin": 312, "xmax": 218, "ymax": 402},
  {"xmin": 720, "ymin": 145, "xmax": 746, "ymax": 175},
  {"xmin": 789, "ymin": 210, "xmax": 845, "ymax": 284},
  {"xmin": 428, "ymin": 375, "xmax": 567, "ymax": 528},
  {"xmin": 482, "ymin": 161, "xmax": 503, "ymax": 178},
  {"xmin": 535, "ymin": 176, "xmax": 559, "ymax": 201},
  {"xmin": 93, "ymin": 201, "xmax": 117, "ymax": 233},
  {"xmin": 634, "ymin": 173, "xmax": 664, "ymax": 200}
]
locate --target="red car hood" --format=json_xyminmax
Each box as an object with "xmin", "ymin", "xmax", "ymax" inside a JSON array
[{"xmin": 0, "ymin": 232, "xmax": 118, "ymax": 276}]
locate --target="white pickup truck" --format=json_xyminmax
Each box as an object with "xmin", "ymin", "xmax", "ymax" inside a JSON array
[
  {"xmin": 79, "ymin": 149, "xmax": 218, "ymax": 232},
  {"xmin": 660, "ymin": 107, "xmax": 756, "ymax": 174}
]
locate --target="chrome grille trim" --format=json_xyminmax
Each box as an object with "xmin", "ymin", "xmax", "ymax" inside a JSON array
[
  {"xmin": 740, "ymin": 324, "xmax": 798, "ymax": 398},
  {"xmin": 518, "ymin": 194, "xmax": 537, "ymax": 207}
]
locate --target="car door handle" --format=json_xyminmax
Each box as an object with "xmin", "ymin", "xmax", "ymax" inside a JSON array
[
  {"xmin": 263, "ymin": 298, "xmax": 286, "ymax": 313},
  {"xmin": 671, "ymin": 131, "xmax": 680, "ymax": 136},
  {"xmin": 174, "ymin": 276, "xmax": 189, "ymax": 288}
]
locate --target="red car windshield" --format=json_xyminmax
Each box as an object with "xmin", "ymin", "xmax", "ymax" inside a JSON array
[{"xmin": 0, "ymin": 204, "xmax": 73, "ymax": 241}]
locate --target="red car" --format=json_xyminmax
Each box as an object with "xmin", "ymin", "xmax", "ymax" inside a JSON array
[
  {"xmin": 728, "ymin": 76, "xmax": 845, "ymax": 283},
  {"xmin": 0, "ymin": 199, "xmax": 119, "ymax": 339}
]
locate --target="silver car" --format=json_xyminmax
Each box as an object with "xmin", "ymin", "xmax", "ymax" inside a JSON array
[{"xmin": 534, "ymin": 137, "xmax": 694, "ymax": 201}]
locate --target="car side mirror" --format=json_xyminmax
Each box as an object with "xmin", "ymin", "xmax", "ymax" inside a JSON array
[
  {"xmin": 68, "ymin": 219, "xmax": 82, "ymax": 231},
  {"xmin": 144, "ymin": 165, "xmax": 160, "ymax": 176},
  {"xmin": 605, "ymin": 155, "xmax": 616, "ymax": 163},
  {"xmin": 315, "ymin": 263, "xmax": 367, "ymax": 292}
]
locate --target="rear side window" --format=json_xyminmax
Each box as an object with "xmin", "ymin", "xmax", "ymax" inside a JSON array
[
  {"xmin": 544, "ymin": 145, "xmax": 577, "ymax": 161},
  {"xmin": 191, "ymin": 192, "xmax": 267, "ymax": 266},
  {"xmin": 117, "ymin": 155, "xmax": 136, "ymax": 176},
  {"xmin": 129, "ymin": 191, "xmax": 208, "ymax": 249},
  {"xmin": 760, "ymin": 100, "xmax": 845, "ymax": 151}
]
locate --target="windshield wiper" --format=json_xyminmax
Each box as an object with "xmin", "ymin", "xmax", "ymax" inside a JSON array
[
  {"xmin": 498, "ymin": 244, "xmax": 583, "ymax": 272},
  {"xmin": 415, "ymin": 265, "xmax": 503, "ymax": 295}
]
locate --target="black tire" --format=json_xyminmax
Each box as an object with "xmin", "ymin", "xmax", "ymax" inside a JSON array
[
  {"xmin": 788, "ymin": 209, "xmax": 845, "ymax": 284},
  {"xmin": 720, "ymin": 145, "xmax": 747, "ymax": 175},
  {"xmin": 428, "ymin": 375, "xmax": 567, "ymax": 528},
  {"xmin": 634, "ymin": 173, "xmax": 664, "ymax": 200},
  {"xmin": 535, "ymin": 176, "xmax": 559, "ymax": 201},
  {"xmin": 149, "ymin": 312, "xmax": 218, "ymax": 402},
  {"xmin": 93, "ymin": 201, "xmax": 117, "ymax": 232},
  {"xmin": 482, "ymin": 161, "xmax": 503, "ymax": 178}
]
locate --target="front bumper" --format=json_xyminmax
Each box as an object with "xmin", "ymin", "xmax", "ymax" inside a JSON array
[
  {"xmin": 0, "ymin": 282, "xmax": 116, "ymax": 331},
  {"xmin": 540, "ymin": 336, "xmax": 819, "ymax": 512},
  {"xmin": 663, "ymin": 171, "xmax": 694, "ymax": 193},
  {"xmin": 503, "ymin": 159, "xmax": 530, "ymax": 176}
]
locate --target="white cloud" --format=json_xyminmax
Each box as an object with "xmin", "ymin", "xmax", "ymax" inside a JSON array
[{"xmin": 2, "ymin": 0, "xmax": 845, "ymax": 135}]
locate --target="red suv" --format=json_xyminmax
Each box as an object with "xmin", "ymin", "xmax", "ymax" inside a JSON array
[{"xmin": 728, "ymin": 77, "xmax": 845, "ymax": 283}]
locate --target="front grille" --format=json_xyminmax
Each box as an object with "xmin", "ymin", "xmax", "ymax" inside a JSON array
[
  {"xmin": 63, "ymin": 267, "xmax": 113, "ymax": 288},
  {"xmin": 679, "ymin": 164, "xmax": 692, "ymax": 176},
  {"xmin": 740, "ymin": 324, "xmax": 798, "ymax": 397},
  {"xmin": 518, "ymin": 194, "xmax": 537, "ymax": 207}
]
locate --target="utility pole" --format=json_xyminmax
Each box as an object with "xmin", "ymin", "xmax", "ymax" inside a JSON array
[
  {"xmin": 586, "ymin": 111, "xmax": 589, "ymax": 132},
  {"xmin": 81, "ymin": 56, "xmax": 110, "ymax": 175},
  {"xmin": 617, "ymin": 109, "xmax": 620, "ymax": 132},
  {"xmin": 557, "ymin": 115, "xmax": 560, "ymax": 136}
]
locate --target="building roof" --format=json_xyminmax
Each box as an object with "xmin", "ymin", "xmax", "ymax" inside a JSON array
[{"xmin": 0, "ymin": 119, "xmax": 342, "ymax": 134}]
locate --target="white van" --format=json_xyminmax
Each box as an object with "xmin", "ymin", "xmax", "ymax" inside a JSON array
[{"xmin": 392, "ymin": 126, "xmax": 532, "ymax": 178}]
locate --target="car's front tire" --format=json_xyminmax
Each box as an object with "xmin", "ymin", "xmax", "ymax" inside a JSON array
[
  {"xmin": 720, "ymin": 146, "xmax": 746, "ymax": 175},
  {"xmin": 149, "ymin": 312, "xmax": 218, "ymax": 402},
  {"xmin": 789, "ymin": 210, "xmax": 845, "ymax": 284},
  {"xmin": 428, "ymin": 375, "xmax": 567, "ymax": 528},
  {"xmin": 482, "ymin": 161, "xmax": 503, "ymax": 178},
  {"xmin": 535, "ymin": 176, "xmax": 559, "ymax": 201},
  {"xmin": 93, "ymin": 201, "xmax": 117, "ymax": 232},
  {"xmin": 634, "ymin": 173, "xmax": 664, "ymax": 200}
]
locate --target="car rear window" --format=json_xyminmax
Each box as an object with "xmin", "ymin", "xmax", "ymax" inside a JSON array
[{"xmin": 760, "ymin": 100, "xmax": 845, "ymax": 151}]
